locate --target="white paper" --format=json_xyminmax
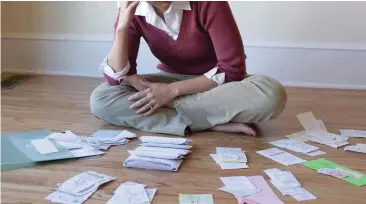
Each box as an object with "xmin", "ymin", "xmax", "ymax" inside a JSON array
[
  {"xmin": 264, "ymin": 169, "xmax": 301, "ymax": 188},
  {"xmin": 46, "ymin": 130, "xmax": 80, "ymax": 142},
  {"xmin": 216, "ymin": 147, "xmax": 247, "ymax": 162},
  {"xmin": 123, "ymin": 155, "xmax": 183, "ymax": 171},
  {"xmin": 121, "ymin": 184, "xmax": 150, "ymax": 203},
  {"xmin": 339, "ymin": 129, "xmax": 366, "ymax": 138},
  {"xmin": 56, "ymin": 141, "xmax": 83, "ymax": 150},
  {"xmin": 140, "ymin": 143, "xmax": 192, "ymax": 149},
  {"xmin": 317, "ymin": 168, "xmax": 348, "ymax": 179},
  {"xmin": 115, "ymin": 130, "xmax": 137, "ymax": 139},
  {"xmin": 31, "ymin": 139, "xmax": 59, "ymax": 154},
  {"xmin": 336, "ymin": 168, "xmax": 363, "ymax": 179},
  {"xmin": 306, "ymin": 150, "xmax": 326, "ymax": 156},
  {"xmin": 296, "ymin": 112, "xmax": 317, "ymax": 131},
  {"xmin": 210, "ymin": 154, "xmax": 248, "ymax": 169},
  {"xmin": 344, "ymin": 145, "xmax": 366, "ymax": 154},
  {"xmin": 134, "ymin": 146, "xmax": 190, "ymax": 155},
  {"xmin": 291, "ymin": 190, "xmax": 317, "ymax": 201},
  {"xmin": 110, "ymin": 182, "xmax": 156, "ymax": 204},
  {"xmin": 257, "ymin": 148, "xmax": 306, "ymax": 166},
  {"xmin": 128, "ymin": 150, "xmax": 184, "ymax": 160},
  {"xmin": 139, "ymin": 136, "xmax": 192, "ymax": 145},
  {"xmin": 270, "ymin": 139, "xmax": 318, "ymax": 154},
  {"xmin": 220, "ymin": 176, "xmax": 256, "ymax": 190}
]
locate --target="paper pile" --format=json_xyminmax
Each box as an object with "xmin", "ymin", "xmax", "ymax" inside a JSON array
[
  {"xmin": 344, "ymin": 143, "xmax": 366, "ymax": 153},
  {"xmin": 219, "ymin": 176, "xmax": 261, "ymax": 197},
  {"xmin": 270, "ymin": 139, "xmax": 326, "ymax": 156},
  {"xmin": 210, "ymin": 147, "xmax": 248, "ymax": 169},
  {"xmin": 179, "ymin": 194, "xmax": 214, "ymax": 204},
  {"xmin": 264, "ymin": 168, "xmax": 316, "ymax": 201},
  {"xmin": 303, "ymin": 158, "xmax": 366, "ymax": 187},
  {"xmin": 123, "ymin": 136, "xmax": 192, "ymax": 171},
  {"xmin": 296, "ymin": 112, "xmax": 348, "ymax": 148},
  {"xmin": 339, "ymin": 129, "xmax": 366, "ymax": 138},
  {"xmin": 257, "ymin": 148, "xmax": 306, "ymax": 166},
  {"xmin": 45, "ymin": 171, "xmax": 115, "ymax": 204},
  {"xmin": 107, "ymin": 182, "xmax": 157, "ymax": 204},
  {"xmin": 83, "ymin": 130, "xmax": 136, "ymax": 150}
]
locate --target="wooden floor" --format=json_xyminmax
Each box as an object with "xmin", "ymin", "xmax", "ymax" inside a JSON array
[{"xmin": 1, "ymin": 75, "xmax": 366, "ymax": 204}]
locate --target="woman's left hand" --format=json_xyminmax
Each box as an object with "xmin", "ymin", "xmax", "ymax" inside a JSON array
[{"xmin": 128, "ymin": 81, "xmax": 177, "ymax": 116}]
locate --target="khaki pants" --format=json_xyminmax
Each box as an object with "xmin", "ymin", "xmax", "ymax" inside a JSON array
[{"xmin": 90, "ymin": 73, "xmax": 287, "ymax": 136}]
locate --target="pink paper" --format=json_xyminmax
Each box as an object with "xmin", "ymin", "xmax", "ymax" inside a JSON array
[{"xmin": 237, "ymin": 176, "xmax": 284, "ymax": 204}]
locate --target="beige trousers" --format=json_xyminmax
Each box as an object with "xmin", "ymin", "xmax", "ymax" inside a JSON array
[{"xmin": 90, "ymin": 72, "xmax": 287, "ymax": 136}]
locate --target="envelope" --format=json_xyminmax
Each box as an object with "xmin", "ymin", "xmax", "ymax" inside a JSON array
[
  {"xmin": 140, "ymin": 143, "xmax": 192, "ymax": 149},
  {"xmin": 139, "ymin": 136, "xmax": 192, "ymax": 145},
  {"xmin": 123, "ymin": 155, "xmax": 183, "ymax": 171},
  {"xmin": 128, "ymin": 150, "xmax": 185, "ymax": 160},
  {"xmin": 134, "ymin": 146, "xmax": 191, "ymax": 155}
]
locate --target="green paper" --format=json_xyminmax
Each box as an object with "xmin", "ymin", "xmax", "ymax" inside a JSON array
[
  {"xmin": 179, "ymin": 194, "xmax": 214, "ymax": 204},
  {"xmin": 303, "ymin": 158, "xmax": 366, "ymax": 187}
]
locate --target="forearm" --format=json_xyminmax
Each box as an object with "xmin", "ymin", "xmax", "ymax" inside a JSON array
[
  {"xmin": 169, "ymin": 75, "xmax": 217, "ymax": 97},
  {"xmin": 107, "ymin": 28, "xmax": 129, "ymax": 72}
]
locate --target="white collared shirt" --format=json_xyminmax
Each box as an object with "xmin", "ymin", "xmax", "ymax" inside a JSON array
[{"xmin": 101, "ymin": 1, "xmax": 225, "ymax": 85}]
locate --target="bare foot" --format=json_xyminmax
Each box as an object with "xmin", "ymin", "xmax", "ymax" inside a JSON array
[{"xmin": 211, "ymin": 122, "xmax": 257, "ymax": 136}]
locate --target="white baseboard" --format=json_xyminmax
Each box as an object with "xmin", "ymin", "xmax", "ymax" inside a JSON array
[{"xmin": 2, "ymin": 36, "xmax": 366, "ymax": 90}]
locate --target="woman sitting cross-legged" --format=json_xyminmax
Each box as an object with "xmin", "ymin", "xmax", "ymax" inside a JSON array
[{"xmin": 90, "ymin": 1, "xmax": 287, "ymax": 136}]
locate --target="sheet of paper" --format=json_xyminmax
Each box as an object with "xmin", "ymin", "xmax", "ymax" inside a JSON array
[
  {"xmin": 139, "ymin": 136, "xmax": 192, "ymax": 145},
  {"xmin": 306, "ymin": 150, "xmax": 326, "ymax": 156},
  {"xmin": 46, "ymin": 130, "xmax": 80, "ymax": 142},
  {"xmin": 285, "ymin": 132, "xmax": 309, "ymax": 142},
  {"xmin": 115, "ymin": 130, "xmax": 137, "ymax": 139},
  {"xmin": 56, "ymin": 141, "xmax": 83, "ymax": 150},
  {"xmin": 210, "ymin": 154, "xmax": 248, "ymax": 169},
  {"xmin": 357, "ymin": 143, "xmax": 366, "ymax": 151},
  {"xmin": 339, "ymin": 129, "xmax": 366, "ymax": 138},
  {"xmin": 296, "ymin": 111, "xmax": 317, "ymax": 131},
  {"xmin": 31, "ymin": 139, "xmax": 59, "ymax": 154},
  {"xmin": 303, "ymin": 158, "xmax": 366, "ymax": 187},
  {"xmin": 270, "ymin": 139, "xmax": 318, "ymax": 154},
  {"xmin": 141, "ymin": 143, "xmax": 192, "ymax": 149},
  {"xmin": 344, "ymin": 145, "xmax": 366, "ymax": 154},
  {"xmin": 179, "ymin": 194, "xmax": 214, "ymax": 204},
  {"xmin": 216, "ymin": 147, "xmax": 247, "ymax": 162},
  {"xmin": 290, "ymin": 189, "xmax": 317, "ymax": 201},
  {"xmin": 236, "ymin": 176, "xmax": 284, "ymax": 204},
  {"xmin": 317, "ymin": 168, "xmax": 348, "ymax": 179},
  {"xmin": 264, "ymin": 168, "xmax": 301, "ymax": 187},
  {"xmin": 307, "ymin": 120, "xmax": 328, "ymax": 136},
  {"xmin": 120, "ymin": 184, "xmax": 150, "ymax": 203},
  {"xmin": 220, "ymin": 176, "xmax": 256, "ymax": 190},
  {"xmin": 257, "ymin": 148, "xmax": 306, "ymax": 166},
  {"xmin": 123, "ymin": 155, "xmax": 183, "ymax": 171},
  {"xmin": 46, "ymin": 189, "xmax": 94, "ymax": 204}
]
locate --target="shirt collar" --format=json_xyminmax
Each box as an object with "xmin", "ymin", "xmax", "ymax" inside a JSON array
[{"xmin": 135, "ymin": 1, "xmax": 191, "ymax": 16}]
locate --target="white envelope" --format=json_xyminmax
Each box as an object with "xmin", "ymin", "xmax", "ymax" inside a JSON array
[
  {"xmin": 139, "ymin": 136, "xmax": 192, "ymax": 145},
  {"xmin": 123, "ymin": 155, "xmax": 183, "ymax": 171},
  {"xmin": 134, "ymin": 146, "xmax": 191, "ymax": 155},
  {"xmin": 56, "ymin": 141, "xmax": 83, "ymax": 150},
  {"xmin": 128, "ymin": 150, "xmax": 185, "ymax": 160},
  {"xmin": 140, "ymin": 143, "xmax": 192, "ymax": 149}
]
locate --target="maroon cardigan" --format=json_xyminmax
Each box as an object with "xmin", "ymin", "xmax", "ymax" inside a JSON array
[{"xmin": 106, "ymin": 1, "xmax": 247, "ymax": 85}]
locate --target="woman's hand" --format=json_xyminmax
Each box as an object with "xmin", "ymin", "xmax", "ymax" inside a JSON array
[
  {"xmin": 116, "ymin": 1, "xmax": 140, "ymax": 31},
  {"xmin": 128, "ymin": 81, "xmax": 178, "ymax": 116}
]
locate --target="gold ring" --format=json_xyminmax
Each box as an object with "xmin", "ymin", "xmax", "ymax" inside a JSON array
[{"xmin": 148, "ymin": 103, "xmax": 153, "ymax": 110}]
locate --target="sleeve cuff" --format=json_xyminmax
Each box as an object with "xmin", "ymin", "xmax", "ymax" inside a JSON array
[
  {"xmin": 204, "ymin": 67, "xmax": 225, "ymax": 85},
  {"xmin": 99, "ymin": 57, "xmax": 130, "ymax": 82}
]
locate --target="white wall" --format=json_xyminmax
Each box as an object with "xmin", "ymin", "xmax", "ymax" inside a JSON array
[{"xmin": 2, "ymin": 1, "xmax": 366, "ymax": 89}]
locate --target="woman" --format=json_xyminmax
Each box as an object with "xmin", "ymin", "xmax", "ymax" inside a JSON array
[{"xmin": 90, "ymin": 1, "xmax": 287, "ymax": 136}]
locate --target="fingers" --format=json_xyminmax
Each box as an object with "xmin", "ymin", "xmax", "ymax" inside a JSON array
[
  {"xmin": 130, "ymin": 96, "xmax": 149, "ymax": 109},
  {"xmin": 127, "ymin": 1, "xmax": 140, "ymax": 10},
  {"xmin": 128, "ymin": 89, "xmax": 148, "ymax": 101},
  {"xmin": 143, "ymin": 104, "xmax": 160, "ymax": 116},
  {"xmin": 136, "ymin": 102, "xmax": 154, "ymax": 114}
]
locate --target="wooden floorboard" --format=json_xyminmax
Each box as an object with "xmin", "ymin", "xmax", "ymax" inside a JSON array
[{"xmin": 1, "ymin": 75, "xmax": 366, "ymax": 204}]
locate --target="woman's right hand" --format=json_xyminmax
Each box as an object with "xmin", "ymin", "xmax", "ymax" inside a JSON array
[{"xmin": 116, "ymin": 1, "xmax": 140, "ymax": 31}]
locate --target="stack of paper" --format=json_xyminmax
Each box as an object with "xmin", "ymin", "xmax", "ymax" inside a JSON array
[
  {"xmin": 339, "ymin": 129, "xmax": 366, "ymax": 138},
  {"xmin": 296, "ymin": 112, "xmax": 349, "ymax": 148},
  {"xmin": 303, "ymin": 158, "xmax": 366, "ymax": 187},
  {"xmin": 344, "ymin": 143, "xmax": 366, "ymax": 154},
  {"xmin": 270, "ymin": 139, "xmax": 326, "ymax": 156},
  {"xmin": 264, "ymin": 168, "xmax": 317, "ymax": 201},
  {"xmin": 123, "ymin": 136, "xmax": 192, "ymax": 171},
  {"xmin": 107, "ymin": 182, "xmax": 157, "ymax": 204},
  {"xmin": 82, "ymin": 130, "xmax": 136, "ymax": 150},
  {"xmin": 257, "ymin": 148, "xmax": 306, "ymax": 166},
  {"xmin": 233, "ymin": 176, "xmax": 284, "ymax": 204},
  {"xmin": 179, "ymin": 194, "xmax": 214, "ymax": 204},
  {"xmin": 210, "ymin": 147, "xmax": 248, "ymax": 169},
  {"xmin": 219, "ymin": 176, "xmax": 261, "ymax": 197},
  {"xmin": 45, "ymin": 171, "xmax": 115, "ymax": 204}
]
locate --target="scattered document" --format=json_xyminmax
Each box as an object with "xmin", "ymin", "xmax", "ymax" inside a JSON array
[
  {"xmin": 264, "ymin": 168, "xmax": 316, "ymax": 201},
  {"xmin": 257, "ymin": 148, "xmax": 306, "ymax": 166},
  {"xmin": 179, "ymin": 194, "xmax": 214, "ymax": 204},
  {"xmin": 236, "ymin": 176, "xmax": 284, "ymax": 204},
  {"xmin": 219, "ymin": 176, "xmax": 260, "ymax": 197},
  {"xmin": 45, "ymin": 171, "xmax": 115, "ymax": 204},
  {"xmin": 139, "ymin": 136, "xmax": 192, "ymax": 145},
  {"xmin": 270, "ymin": 139, "xmax": 318, "ymax": 154},
  {"xmin": 210, "ymin": 154, "xmax": 248, "ymax": 169},
  {"xmin": 344, "ymin": 143, "xmax": 366, "ymax": 154},
  {"xmin": 303, "ymin": 158, "xmax": 366, "ymax": 187},
  {"xmin": 285, "ymin": 132, "xmax": 309, "ymax": 142},
  {"xmin": 216, "ymin": 147, "xmax": 247, "ymax": 163},
  {"xmin": 339, "ymin": 129, "xmax": 366, "ymax": 138},
  {"xmin": 31, "ymin": 139, "xmax": 59, "ymax": 154},
  {"xmin": 107, "ymin": 182, "xmax": 157, "ymax": 204},
  {"xmin": 296, "ymin": 112, "xmax": 348, "ymax": 148},
  {"xmin": 306, "ymin": 150, "xmax": 326, "ymax": 156}
]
